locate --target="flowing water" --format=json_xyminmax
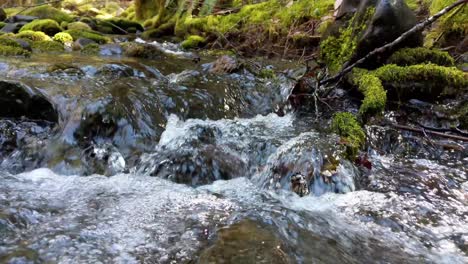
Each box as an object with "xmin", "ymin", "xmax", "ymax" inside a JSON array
[{"xmin": 0, "ymin": 41, "xmax": 467, "ymax": 263}]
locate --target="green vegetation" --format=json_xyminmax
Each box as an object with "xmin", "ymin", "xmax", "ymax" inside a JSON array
[
  {"xmin": 53, "ymin": 32, "xmax": 74, "ymax": 44},
  {"xmin": 67, "ymin": 21, "xmax": 92, "ymax": 31},
  {"xmin": 351, "ymin": 68, "xmax": 387, "ymax": 117},
  {"xmin": 425, "ymin": 0, "xmax": 467, "ymax": 47},
  {"xmin": 22, "ymin": 5, "xmax": 74, "ymax": 23},
  {"xmin": 64, "ymin": 29, "xmax": 111, "ymax": 44},
  {"xmin": 0, "ymin": 38, "xmax": 31, "ymax": 57},
  {"xmin": 0, "ymin": 22, "xmax": 6, "ymax": 30},
  {"xmin": 181, "ymin": 35, "xmax": 206, "ymax": 49},
  {"xmin": 121, "ymin": 42, "xmax": 163, "ymax": 58},
  {"xmin": 31, "ymin": 40, "xmax": 65, "ymax": 52},
  {"xmin": 320, "ymin": 7, "xmax": 375, "ymax": 73},
  {"xmin": 20, "ymin": 19, "xmax": 63, "ymax": 36},
  {"xmin": 16, "ymin": 30, "xmax": 52, "ymax": 41},
  {"xmin": 81, "ymin": 43, "xmax": 100, "ymax": 55},
  {"xmin": 331, "ymin": 112, "xmax": 365, "ymax": 159},
  {"xmin": 387, "ymin": 47, "xmax": 455, "ymax": 66}
]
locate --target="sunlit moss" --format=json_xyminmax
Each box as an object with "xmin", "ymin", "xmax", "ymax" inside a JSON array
[
  {"xmin": 20, "ymin": 19, "xmax": 63, "ymax": 36},
  {"xmin": 121, "ymin": 42, "xmax": 163, "ymax": 58},
  {"xmin": 425, "ymin": 0, "xmax": 467, "ymax": 47},
  {"xmin": 53, "ymin": 32, "xmax": 74, "ymax": 44},
  {"xmin": 387, "ymin": 47, "xmax": 455, "ymax": 66},
  {"xmin": 181, "ymin": 35, "xmax": 206, "ymax": 49},
  {"xmin": 16, "ymin": 30, "xmax": 52, "ymax": 41},
  {"xmin": 22, "ymin": 5, "xmax": 74, "ymax": 23},
  {"xmin": 67, "ymin": 21, "xmax": 92, "ymax": 31},
  {"xmin": 351, "ymin": 68, "xmax": 387, "ymax": 117},
  {"xmin": 331, "ymin": 112, "xmax": 365, "ymax": 159}
]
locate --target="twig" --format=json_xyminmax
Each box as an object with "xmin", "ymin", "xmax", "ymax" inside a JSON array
[
  {"xmin": 391, "ymin": 123, "xmax": 468, "ymax": 142},
  {"xmin": 319, "ymin": 0, "xmax": 468, "ymax": 86}
]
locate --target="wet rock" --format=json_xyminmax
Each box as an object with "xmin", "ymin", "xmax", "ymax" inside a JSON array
[
  {"xmin": 6, "ymin": 15, "xmax": 37, "ymax": 23},
  {"xmin": 99, "ymin": 44, "xmax": 123, "ymax": 56},
  {"xmin": 0, "ymin": 23, "xmax": 24, "ymax": 33},
  {"xmin": 81, "ymin": 142, "xmax": 126, "ymax": 176},
  {"xmin": 0, "ymin": 80, "xmax": 58, "ymax": 122},
  {"xmin": 72, "ymin": 38, "xmax": 96, "ymax": 50},
  {"xmin": 291, "ymin": 173, "xmax": 309, "ymax": 197},
  {"xmin": 206, "ymin": 55, "xmax": 240, "ymax": 74}
]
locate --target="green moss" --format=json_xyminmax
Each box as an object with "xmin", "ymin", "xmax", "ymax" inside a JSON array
[
  {"xmin": 331, "ymin": 112, "xmax": 365, "ymax": 159},
  {"xmin": 53, "ymin": 32, "xmax": 73, "ymax": 44},
  {"xmin": 320, "ymin": 7, "xmax": 375, "ymax": 74},
  {"xmin": 67, "ymin": 21, "xmax": 92, "ymax": 31},
  {"xmin": 351, "ymin": 68, "xmax": 387, "ymax": 117},
  {"xmin": 181, "ymin": 35, "xmax": 206, "ymax": 49},
  {"xmin": 259, "ymin": 68, "xmax": 276, "ymax": 79},
  {"xmin": 20, "ymin": 19, "xmax": 63, "ymax": 36},
  {"xmin": 22, "ymin": 5, "xmax": 73, "ymax": 23},
  {"xmin": 64, "ymin": 29, "xmax": 111, "ymax": 44},
  {"xmin": 425, "ymin": 0, "xmax": 467, "ymax": 47},
  {"xmin": 372, "ymin": 63, "xmax": 468, "ymax": 95},
  {"xmin": 121, "ymin": 42, "xmax": 163, "ymax": 58},
  {"xmin": 0, "ymin": 38, "xmax": 31, "ymax": 57},
  {"xmin": 81, "ymin": 43, "xmax": 100, "ymax": 55},
  {"xmin": 387, "ymin": 47, "xmax": 455, "ymax": 66},
  {"xmin": 15, "ymin": 30, "xmax": 52, "ymax": 41},
  {"xmin": 0, "ymin": 22, "xmax": 6, "ymax": 30},
  {"xmin": 31, "ymin": 40, "xmax": 64, "ymax": 53}
]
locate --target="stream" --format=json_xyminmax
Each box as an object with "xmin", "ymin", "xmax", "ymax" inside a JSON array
[{"xmin": 0, "ymin": 41, "xmax": 467, "ymax": 263}]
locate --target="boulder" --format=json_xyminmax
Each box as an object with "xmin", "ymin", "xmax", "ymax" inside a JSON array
[
  {"xmin": 73, "ymin": 38, "xmax": 96, "ymax": 50},
  {"xmin": 99, "ymin": 44, "xmax": 123, "ymax": 56},
  {"xmin": 0, "ymin": 80, "xmax": 58, "ymax": 122},
  {"xmin": 321, "ymin": 0, "xmax": 422, "ymax": 71},
  {"xmin": 0, "ymin": 8, "xmax": 6, "ymax": 22},
  {"xmin": 206, "ymin": 56, "xmax": 240, "ymax": 74}
]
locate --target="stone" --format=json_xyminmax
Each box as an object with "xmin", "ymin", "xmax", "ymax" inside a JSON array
[
  {"xmin": 99, "ymin": 44, "xmax": 123, "ymax": 56},
  {"xmin": 11, "ymin": 38, "xmax": 32, "ymax": 51},
  {"xmin": 0, "ymin": 80, "xmax": 58, "ymax": 122},
  {"xmin": 291, "ymin": 173, "xmax": 310, "ymax": 197},
  {"xmin": 207, "ymin": 55, "xmax": 240, "ymax": 74},
  {"xmin": 0, "ymin": 23, "xmax": 23, "ymax": 33},
  {"xmin": 72, "ymin": 38, "xmax": 96, "ymax": 50},
  {"xmin": 7, "ymin": 15, "xmax": 38, "ymax": 23}
]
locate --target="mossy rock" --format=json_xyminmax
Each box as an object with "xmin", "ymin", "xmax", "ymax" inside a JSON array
[
  {"xmin": 181, "ymin": 35, "xmax": 206, "ymax": 49},
  {"xmin": 121, "ymin": 42, "xmax": 163, "ymax": 59},
  {"xmin": 15, "ymin": 30, "xmax": 51, "ymax": 41},
  {"xmin": 425, "ymin": 0, "xmax": 467, "ymax": 48},
  {"xmin": 65, "ymin": 29, "xmax": 111, "ymax": 44},
  {"xmin": 81, "ymin": 43, "xmax": 100, "ymax": 55},
  {"xmin": 22, "ymin": 6, "xmax": 73, "ymax": 23},
  {"xmin": 331, "ymin": 112, "xmax": 365, "ymax": 159},
  {"xmin": 387, "ymin": 47, "xmax": 455, "ymax": 66},
  {"xmin": 19, "ymin": 19, "xmax": 63, "ymax": 36},
  {"xmin": 0, "ymin": 22, "xmax": 6, "ymax": 30},
  {"xmin": 67, "ymin": 21, "xmax": 92, "ymax": 31},
  {"xmin": 350, "ymin": 68, "xmax": 387, "ymax": 117},
  {"xmin": 53, "ymin": 32, "xmax": 73, "ymax": 44},
  {"xmin": 0, "ymin": 37, "xmax": 31, "ymax": 56},
  {"xmin": 31, "ymin": 40, "xmax": 64, "ymax": 53}
]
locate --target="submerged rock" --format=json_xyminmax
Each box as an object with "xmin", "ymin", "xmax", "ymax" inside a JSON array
[{"xmin": 0, "ymin": 80, "xmax": 58, "ymax": 122}]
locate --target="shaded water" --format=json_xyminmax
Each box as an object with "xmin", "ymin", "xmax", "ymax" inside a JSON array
[{"xmin": 0, "ymin": 42, "xmax": 467, "ymax": 263}]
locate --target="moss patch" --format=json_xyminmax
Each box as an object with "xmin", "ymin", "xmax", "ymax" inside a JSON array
[
  {"xmin": 20, "ymin": 19, "xmax": 63, "ymax": 36},
  {"xmin": 0, "ymin": 22, "xmax": 6, "ymax": 30},
  {"xmin": 15, "ymin": 30, "xmax": 51, "ymax": 41},
  {"xmin": 331, "ymin": 112, "xmax": 365, "ymax": 159},
  {"xmin": 53, "ymin": 32, "xmax": 73, "ymax": 44},
  {"xmin": 181, "ymin": 35, "xmax": 206, "ymax": 49},
  {"xmin": 65, "ymin": 29, "xmax": 111, "ymax": 44},
  {"xmin": 0, "ymin": 38, "xmax": 31, "ymax": 57},
  {"xmin": 23, "ymin": 5, "xmax": 74, "ymax": 23},
  {"xmin": 425, "ymin": 0, "xmax": 467, "ymax": 47},
  {"xmin": 31, "ymin": 40, "xmax": 64, "ymax": 53},
  {"xmin": 351, "ymin": 68, "xmax": 387, "ymax": 117},
  {"xmin": 121, "ymin": 42, "xmax": 163, "ymax": 59},
  {"xmin": 81, "ymin": 43, "xmax": 100, "ymax": 55},
  {"xmin": 387, "ymin": 47, "xmax": 455, "ymax": 66}
]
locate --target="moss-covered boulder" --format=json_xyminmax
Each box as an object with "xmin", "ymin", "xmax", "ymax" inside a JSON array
[
  {"xmin": 0, "ymin": 37, "xmax": 31, "ymax": 57},
  {"xmin": 81, "ymin": 43, "xmax": 100, "ymax": 55},
  {"xmin": 15, "ymin": 30, "xmax": 51, "ymax": 41},
  {"xmin": 67, "ymin": 21, "xmax": 92, "ymax": 31},
  {"xmin": 19, "ymin": 19, "xmax": 63, "ymax": 36},
  {"xmin": 321, "ymin": 0, "xmax": 422, "ymax": 73},
  {"xmin": 31, "ymin": 40, "xmax": 64, "ymax": 53},
  {"xmin": 65, "ymin": 29, "xmax": 111, "ymax": 44},
  {"xmin": 22, "ymin": 6, "xmax": 73, "ymax": 23}
]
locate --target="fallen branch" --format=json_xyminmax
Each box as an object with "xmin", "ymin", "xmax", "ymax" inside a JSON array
[
  {"xmin": 391, "ymin": 123, "xmax": 468, "ymax": 142},
  {"xmin": 319, "ymin": 0, "xmax": 468, "ymax": 86}
]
